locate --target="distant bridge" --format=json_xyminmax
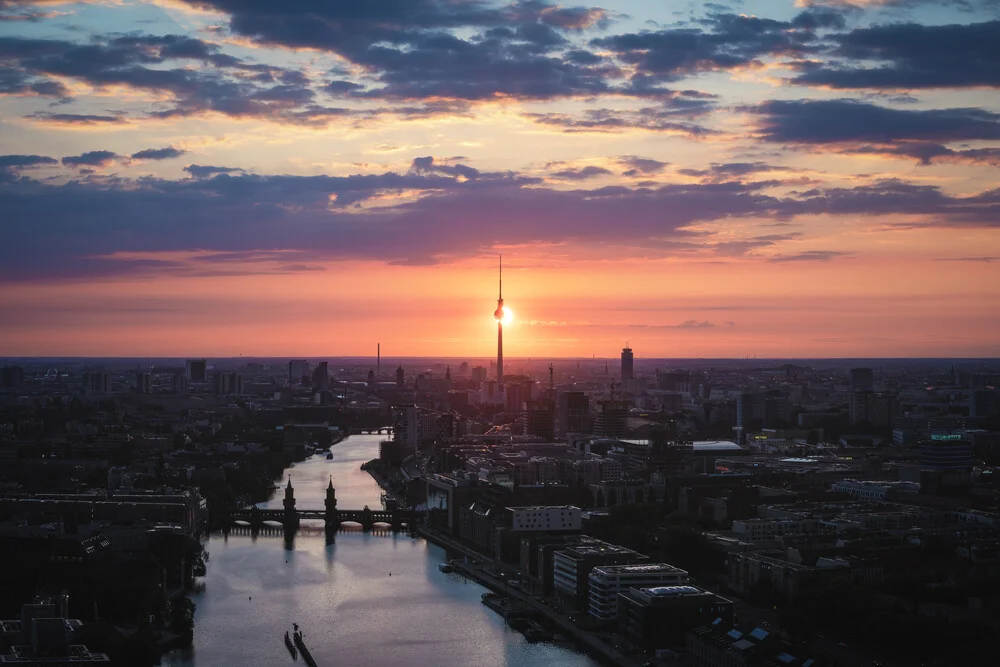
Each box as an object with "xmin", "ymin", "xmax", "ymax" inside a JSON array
[{"xmin": 226, "ymin": 477, "xmax": 421, "ymax": 534}]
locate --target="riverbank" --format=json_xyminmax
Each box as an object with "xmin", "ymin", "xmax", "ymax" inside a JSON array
[{"xmin": 414, "ymin": 525, "xmax": 643, "ymax": 667}]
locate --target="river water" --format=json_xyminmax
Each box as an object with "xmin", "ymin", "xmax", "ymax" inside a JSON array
[{"xmin": 162, "ymin": 434, "xmax": 599, "ymax": 667}]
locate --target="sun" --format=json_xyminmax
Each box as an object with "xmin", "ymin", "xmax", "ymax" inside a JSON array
[{"xmin": 501, "ymin": 307, "xmax": 514, "ymax": 325}]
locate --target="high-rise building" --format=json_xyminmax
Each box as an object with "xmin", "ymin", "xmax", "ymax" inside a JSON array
[
  {"xmin": 214, "ymin": 372, "xmax": 243, "ymax": 395},
  {"xmin": 185, "ymin": 359, "xmax": 207, "ymax": 382},
  {"xmin": 289, "ymin": 359, "xmax": 309, "ymax": 385},
  {"xmin": 135, "ymin": 371, "xmax": 152, "ymax": 394},
  {"xmin": 621, "ymin": 346, "xmax": 634, "ymax": 382},
  {"xmin": 312, "ymin": 361, "xmax": 329, "ymax": 392},
  {"xmin": 396, "ymin": 365, "xmax": 405, "ymax": 387},
  {"xmin": 850, "ymin": 367, "xmax": 874, "ymax": 391},
  {"xmin": 557, "ymin": 391, "xmax": 590, "ymax": 438},
  {"xmin": 525, "ymin": 399, "xmax": 555, "ymax": 440},
  {"xmin": 471, "ymin": 366, "xmax": 487, "ymax": 385},
  {"xmin": 593, "ymin": 400, "xmax": 628, "ymax": 440},
  {"xmin": 171, "ymin": 372, "xmax": 188, "ymax": 395},
  {"xmin": 82, "ymin": 371, "xmax": 109, "ymax": 394},
  {"xmin": 393, "ymin": 404, "xmax": 420, "ymax": 450}
]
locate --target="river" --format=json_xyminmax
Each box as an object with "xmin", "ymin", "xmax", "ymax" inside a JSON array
[{"xmin": 162, "ymin": 434, "xmax": 600, "ymax": 667}]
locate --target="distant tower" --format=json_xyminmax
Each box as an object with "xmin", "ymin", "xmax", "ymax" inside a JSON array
[
  {"xmin": 445, "ymin": 365, "xmax": 452, "ymax": 381},
  {"xmin": 283, "ymin": 477, "xmax": 299, "ymax": 531},
  {"xmin": 377, "ymin": 343, "xmax": 380, "ymax": 377},
  {"xmin": 396, "ymin": 365, "xmax": 405, "ymax": 388},
  {"xmin": 621, "ymin": 345, "xmax": 634, "ymax": 382},
  {"xmin": 493, "ymin": 255, "xmax": 505, "ymax": 386},
  {"xmin": 324, "ymin": 476, "xmax": 338, "ymax": 528}
]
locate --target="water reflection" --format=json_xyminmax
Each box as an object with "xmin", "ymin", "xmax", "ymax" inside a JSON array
[{"xmin": 163, "ymin": 435, "xmax": 598, "ymax": 667}]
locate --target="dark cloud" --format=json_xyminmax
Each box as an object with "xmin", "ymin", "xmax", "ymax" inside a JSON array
[
  {"xmin": 548, "ymin": 165, "xmax": 612, "ymax": 180},
  {"xmin": 131, "ymin": 146, "xmax": 186, "ymax": 161},
  {"xmin": 750, "ymin": 99, "xmax": 1000, "ymax": 144},
  {"xmin": 61, "ymin": 150, "xmax": 119, "ymax": 167},
  {"xmin": 26, "ymin": 112, "xmax": 127, "ymax": 125},
  {"xmin": 935, "ymin": 256, "xmax": 999, "ymax": 262},
  {"xmin": 844, "ymin": 143, "xmax": 1000, "ymax": 166},
  {"xmin": 617, "ymin": 156, "xmax": 669, "ymax": 177},
  {"xmin": 183, "ymin": 165, "xmax": 245, "ymax": 178},
  {"xmin": 593, "ymin": 10, "xmax": 836, "ymax": 85},
  {"xmin": 768, "ymin": 250, "xmax": 850, "ymax": 263},
  {"xmin": 0, "ymin": 154, "xmax": 57, "ymax": 168},
  {"xmin": 3, "ymin": 158, "xmax": 999, "ymax": 282},
  {"xmin": 525, "ymin": 104, "xmax": 716, "ymax": 135},
  {"xmin": 680, "ymin": 162, "xmax": 787, "ymax": 181},
  {"xmin": 793, "ymin": 21, "xmax": 1000, "ymax": 89}
]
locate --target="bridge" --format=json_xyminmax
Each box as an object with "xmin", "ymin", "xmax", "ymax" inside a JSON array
[{"xmin": 227, "ymin": 477, "xmax": 420, "ymax": 534}]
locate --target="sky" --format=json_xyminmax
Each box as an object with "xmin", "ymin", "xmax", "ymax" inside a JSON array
[{"xmin": 1, "ymin": 0, "xmax": 999, "ymax": 359}]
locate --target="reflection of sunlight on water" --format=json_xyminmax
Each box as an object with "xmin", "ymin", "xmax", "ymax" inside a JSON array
[{"xmin": 163, "ymin": 435, "xmax": 598, "ymax": 667}]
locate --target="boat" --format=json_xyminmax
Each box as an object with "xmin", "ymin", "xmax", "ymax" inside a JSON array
[
  {"xmin": 438, "ymin": 561, "xmax": 454, "ymax": 573},
  {"xmin": 326, "ymin": 452, "xmax": 333, "ymax": 460},
  {"xmin": 284, "ymin": 631, "xmax": 297, "ymax": 659}
]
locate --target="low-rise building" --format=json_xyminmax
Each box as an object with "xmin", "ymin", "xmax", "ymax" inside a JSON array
[
  {"xmin": 617, "ymin": 585, "xmax": 734, "ymax": 652},
  {"xmin": 588, "ymin": 562, "xmax": 689, "ymax": 622}
]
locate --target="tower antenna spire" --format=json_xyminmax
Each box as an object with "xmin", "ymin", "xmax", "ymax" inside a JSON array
[{"xmin": 499, "ymin": 253, "xmax": 502, "ymax": 300}]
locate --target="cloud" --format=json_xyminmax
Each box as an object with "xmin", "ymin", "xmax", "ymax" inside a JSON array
[
  {"xmin": 0, "ymin": 154, "xmax": 57, "ymax": 168},
  {"xmin": 183, "ymin": 164, "xmax": 244, "ymax": 178},
  {"xmin": 131, "ymin": 146, "xmax": 187, "ymax": 161},
  {"xmin": 617, "ymin": 156, "xmax": 669, "ymax": 176},
  {"xmin": 526, "ymin": 105, "xmax": 716, "ymax": 135},
  {"xmin": 792, "ymin": 21, "xmax": 1000, "ymax": 89},
  {"xmin": 749, "ymin": 99, "xmax": 1000, "ymax": 143},
  {"xmin": 548, "ymin": 165, "xmax": 612, "ymax": 180},
  {"xmin": 768, "ymin": 250, "xmax": 850, "ymax": 262},
  {"xmin": 61, "ymin": 150, "xmax": 118, "ymax": 167},
  {"xmin": 672, "ymin": 320, "xmax": 715, "ymax": 329},
  {"xmin": 25, "ymin": 112, "xmax": 127, "ymax": 125},
  {"xmin": 2, "ymin": 160, "xmax": 999, "ymax": 282},
  {"xmin": 935, "ymin": 256, "xmax": 999, "ymax": 263}
]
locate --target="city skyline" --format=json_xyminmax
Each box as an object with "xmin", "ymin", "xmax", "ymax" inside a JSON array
[{"xmin": 1, "ymin": 1, "xmax": 999, "ymax": 358}]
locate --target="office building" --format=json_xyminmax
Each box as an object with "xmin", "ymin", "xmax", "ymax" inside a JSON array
[
  {"xmin": 471, "ymin": 366, "xmax": 487, "ymax": 385},
  {"xmin": 553, "ymin": 540, "xmax": 647, "ymax": 609},
  {"xmin": 171, "ymin": 372, "xmax": 188, "ymax": 395},
  {"xmin": 135, "ymin": 371, "xmax": 151, "ymax": 394},
  {"xmin": 507, "ymin": 505, "xmax": 581, "ymax": 532},
  {"xmin": 312, "ymin": 362, "xmax": 329, "ymax": 392},
  {"xmin": 617, "ymin": 585, "xmax": 734, "ymax": 651},
  {"xmin": 393, "ymin": 404, "xmax": 420, "ymax": 450},
  {"xmin": 557, "ymin": 391, "xmax": 590, "ymax": 438},
  {"xmin": 0, "ymin": 596, "xmax": 110, "ymax": 665},
  {"xmin": 525, "ymin": 400, "xmax": 555, "ymax": 440},
  {"xmin": 214, "ymin": 372, "xmax": 243, "ymax": 395},
  {"xmin": 185, "ymin": 359, "xmax": 207, "ymax": 382},
  {"xmin": 593, "ymin": 400, "xmax": 628, "ymax": 440},
  {"xmin": 81, "ymin": 371, "xmax": 109, "ymax": 394},
  {"xmin": 289, "ymin": 359, "xmax": 309, "ymax": 385},
  {"xmin": 921, "ymin": 434, "xmax": 973, "ymax": 471},
  {"xmin": 621, "ymin": 346, "xmax": 634, "ymax": 382},
  {"xmin": 588, "ymin": 563, "xmax": 690, "ymax": 622}
]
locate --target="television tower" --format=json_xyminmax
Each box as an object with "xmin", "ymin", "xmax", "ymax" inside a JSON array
[{"xmin": 493, "ymin": 255, "xmax": 504, "ymax": 386}]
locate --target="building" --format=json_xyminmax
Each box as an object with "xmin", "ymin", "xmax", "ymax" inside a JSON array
[
  {"xmin": 81, "ymin": 371, "xmax": 109, "ymax": 394},
  {"xmin": 593, "ymin": 401, "xmax": 628, "ymax": 440},
  {"xmin": 0, "ymin": 596, "xmax": 109, "ymax": 665},
  {"xmin": 214, "ymin": 372, "xmax": 243, "ymax": 395},
  {"xmin": 185, "ymin": 359, "xmax": 207, "ymax": 382},
  {"xmin": 170, "ymin": 372, "xmax": 188, "ymax": 395},
  {"xmin": 850, "ymin": 367, "xmax": 874, "ymax": 391},
  {"xmin": 471, "ymin": 366, "xmax": 487, "ymax": 385},
  {"xmin": 588, "ymin": 563, "xmax": 690, "ymax": 622},
  {"xmin": 135, "ymin": 371, "xmax": 152, "ymax": 394},
  {"xmin": 289, "ymin": 359, "xmax": 309, "ymax": 385},
  {"xmin": 525, "ymin": 400, "xmax": 555, "ymax": 440},
  {"xmin": 617, "ymin": 585, "xmax": 734, "ymax": 652},
  {"xmin": 621, "ymin": 346, "xmax": 634, "ymax": 383},
  {"xmin": 553, "ymin": 540, "xmax": 646, "ymax": 609},
  {"xmin": 312, "ymin": 362, "xmax": 329, "ymax": 392},
  {"xmin": 507, "ymin": 505, "xmax": 581, "ymax": 532},
  {"xmin": 921, "ymin": 434, "xmax": 973, "ymax": 470},
  {"xmin": 393, "ymin": 404, "xmax": 420, "ymax": 450},
  {"xmin": 557, "ymin": 391, "xmax": 590, "ymax": 438},
  {"xmin": 850, "ymin": 390, "xmax": 899, "ymax": 426},
  {"xmin": 687, "ymin": 623, "xmax": 817, "ymax": 667}
]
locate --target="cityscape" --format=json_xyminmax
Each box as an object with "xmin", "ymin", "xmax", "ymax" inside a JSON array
[{"xmin": 2, "ymin": 0, "xmax": 1000, "ymax": 666}]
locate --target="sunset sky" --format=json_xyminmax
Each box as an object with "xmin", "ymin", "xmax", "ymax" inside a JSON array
[{"xmin": 1, "ymin": 0, "xmax": 998, "ymax": 358}]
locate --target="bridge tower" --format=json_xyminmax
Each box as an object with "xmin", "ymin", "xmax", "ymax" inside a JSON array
[
  {"xmin": 283, "ymin": 477, "xmax": 300, "ymax": 531},
  {"xmin": 324, "ymin": 476, "xmax": 339, "ymax": 532}
]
